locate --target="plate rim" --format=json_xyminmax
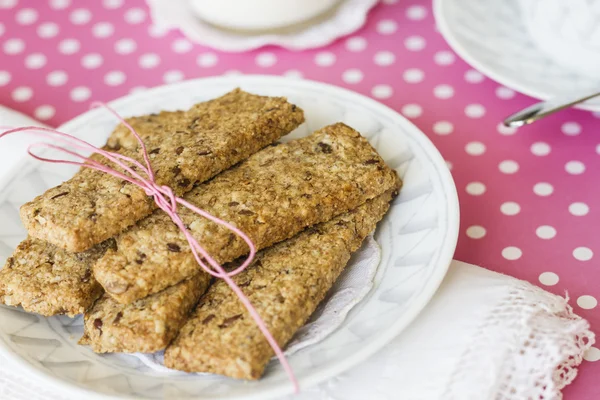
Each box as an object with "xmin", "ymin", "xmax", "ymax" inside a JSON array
[
  {"xmin": 433, "ymin": 0, "xmax": 600, "ymax": 112},
  {"xmin": 0, "ymin": 75, "xmax": 459, "ymax": 400}
]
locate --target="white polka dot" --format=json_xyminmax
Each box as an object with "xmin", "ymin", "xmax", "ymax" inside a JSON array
[
  {"xmin": 0, "ymin": 22, "xmax": 4, "ymax": 37},
  {"xmin": 404, "ymin": 35, "xmax": 426, "ymax": 51},
  {"xmin": 3, "ymin": 38, "xmax": 25, "ymax": 54},
  {"xmin": 92, "ymin": 22, "xmax": 114, "ymax": 38},
  {"xmin": 377, "ymin": 19, "xmax": 397, "ymax": 35},
  {"xmin": 465, "ymin": 104, "xmax": 486, "ymax": 118},
  {"xmin": 465, "ymin": 141, "xmax": 486, "ymax": 156},
  {"xmin": 500, "ymin": 201, "xmax": 520, "ymax": 215},
  {"xmin": 497, "ymin": 123, "xmax": 517, "ymax": 135},
  {"xmin": 11, "ymin": 86, "xmax": 33, "ymax": 102},
  {"xmin": 403, "ymin": 68, "xmax": 424, "ymax": 83},
  {"xmin": 70, "ymin": 8, "xmax": 92, "ymax": 25},
  {"xmin": 314, "ymin": 51, "xmax": 336, "ymax": 67},
  {"xmin": 433, "ymin": 121, "xmax": 453, "ymax": 135},
  {"xmin": 345, "ymin": 36, "xmax": 366, "ymax": 52},
  {"xmin": 434, "ymin": 50, "xmax": 455, "ymax": 65},
  {"xmin": 573, "ymin": 247, "xmax": 593, "ymax": 261},
  {"xmin": 49, "ymin": 0, "xmax": 71, "ymax": 9},
  {"xmin": 34, "ymin": 105, "xmax": 55, "ymax": 120},
  {"xmin": 561, "ymin": 122, "xmax": 581, "ymax": 136},
  {"xmin": 115, "ymin": 38, "xmax": 137, "ymax": 54},
  {"xmin": 597, "ymin": 144, "xmax": 600, "ymax": 155},
  {"xmin": 81, "ymin": 53, "xmax": 103, "ymax": 69},
  {"xmin": 464, "ymin": 69, "xmax": 484, "ymax": 83},
  {"xmin": 446, "ymin": 161, "xmax": 453, "ymax": 170},
  {"xmin": 496, "ymin": 86, "xmax": 515, "ymax": 99},
  {"xmin": 406, "ymin": 5, "xmax": 427, "ymax": 20},
  {"xmin": 565, "ymin": 160, "xmax": 585, "ymax": 175},
  {"xmin": 0, "ymin": 0, "xmax": 17, "ymax": 8},
  {"xmin": 24, "ymin": 53, "xmax": 46, "ymax": 69},
  {"xmin": 502, "ymin": 246, "xmax": 522, "ymax": 260},
  {"xmin": 342, "ymin": 69, "xmax": 363, "ymax": 84},
  {"xmin": 70, "ymin": 86, "xmax": 91, "ymax": 102},
  {"xmin": 0, "ymin": 70, "xmax": 10, "ymax": 86},
  {"xmin": 197, "ymin": 52, "xmax": 218, "ymax": 67},
  {"xmin": 401, "ymin": 104, "xmax": 422, "ymax": 118},
  {"xmin": 498, "ymin": 160, "xmax": 519, "ymax": 174},
  {"xmin": 584, "ymin": 347, "xmax": 600, "ymax": 362},
  {"xmin": 466, "ymin": 225, "xmax": 486, "ymax": 239},
  {"xmin": 577, "ymin": 295, "xmax": 597, "ymax": 309},
  {"xmin": 466, "ymin": 182, "xmax": 486, "ymax": 195},
  {"xmin": 46, "ymin": 70, "xmax": 68, "ymax": 86},
  {"xmin": 371, "ymin": 84, "xmax": 393, "ymax": 99},
  {"xmin": 530, "ymin": 142, "xmax": 550, "ymax": 156},
  {"xmin": 58, "ymin": 38, "xmax": 80, "ymax": 54},
  {"xmin": 255, "ymin": 52, "xmax": 277, "ymax": 67},
  {"xmin": 16, "ymin": 8, "xmax": 38, "ymax": 25},
  {"xmin": 533, "ymin": 182, "xmax": 553, "ymax": 196},
  {"xmin": 172, "ymin": 38, "xmax": 192, "ymax": 53},
  {"xmin": 434, "ymin": 84, "xmax": 454, "ymax": 99},
  {"xmin": 538, "ymin": 272, "xmax": 559, "ymax": 286},
  {"xmin": 129, "ymin": 86, "xmax": 146, "ymax": 94},
  {"xmin": 536, "ymin": 225, "xmax": 556, "ymax": 239},
  {"xmin": 163, "ymin": 70, "xmax": 184, "ymax": 83},
  {"xmin": 103, "ymin": 0, "xmax": 123, "ymax": 8},
  {"xmin": 104, "ymin": 70, "xmax": 126, "ymax": 86},
  {"xmin": 283, "ymin": 69, "xmax": 303, "ymax": 79},
  {"xmin": 124, "ymin": 8, "xmax": 146, "ymax": 24},
  {"xmin": 139, "ymin": 53, "xmax": 160, "ymax": 69},
  {"xmin": 373, "ymin": 51, "xmax": 395, "ymax": 66},
  {"xmin": 148, "ymin": 24, "xmax": 168, "ymax": 38},
  {"xmin": 37, "ymin": 22, "xmax": 59, "ymax": 39},
  {"xmin": 569, "ymin": 202, "xmax": 589, "ymax": 216}
]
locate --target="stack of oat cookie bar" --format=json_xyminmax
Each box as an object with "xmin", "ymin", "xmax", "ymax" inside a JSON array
[{"xmin": 0, "ymin": 89, "xmax": 401, "ymax": 380}]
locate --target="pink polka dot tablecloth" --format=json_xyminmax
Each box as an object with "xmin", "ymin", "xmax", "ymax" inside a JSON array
[{"xmin": 0, "ymin": 0, "xmax": 598, "ymax": 397}]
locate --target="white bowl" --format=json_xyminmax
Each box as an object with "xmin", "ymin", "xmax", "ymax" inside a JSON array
[
  {"xmin": 519, "ymin": 0, "xmax": 600, "ymax": 80},
  {"xmin": 188, "ymin": 0, "xmax": 339, "ymax": 31}
]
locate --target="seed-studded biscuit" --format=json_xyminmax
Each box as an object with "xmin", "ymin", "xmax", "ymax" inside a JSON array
[
  {"xmin": 79, "ymin": 274, "xmax": 211, "ymax": 353},
  {"xmin": 20, "ymin": 89, "xmax": 304, "ymax": 252},
  {"xmin": 0, "ymin": 237, "xmax": 113, "ymax": 317},
  {"xmin": 164, "ymin": 191, "xmax": 395, "ymax": 379},
  {"xmin": 94, "ymin": 123, "xmax": 401, "ymax": 304}
]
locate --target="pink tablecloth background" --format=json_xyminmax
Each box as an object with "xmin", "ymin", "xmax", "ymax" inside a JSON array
[{"xmin": 0, "ymin": 0, "xmax": 598, "ymax": 398}]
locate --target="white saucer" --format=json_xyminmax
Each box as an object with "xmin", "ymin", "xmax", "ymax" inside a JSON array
[
  {"xmin": 434, "ymin": 0, "xmax": 600, "ymax": 111},
  {"xmin": 0, "ymin": 76, "xmax": 459, "ymax": 399},
  {"xmin": 146, "ymin": 0, "xmax": 378, "ymax": 52}
]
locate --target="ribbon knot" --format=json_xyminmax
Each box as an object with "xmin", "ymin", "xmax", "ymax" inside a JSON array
[{"xmin": 0, "ymin": 102, "xmax": 299, "ymax": 392}]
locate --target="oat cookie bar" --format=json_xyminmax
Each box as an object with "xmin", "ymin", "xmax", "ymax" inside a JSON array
[
  {"xmin": 0, "ymin": 237, "xmax": 113, "ymax": 317},
  {"xmin": 20, "ymin": 89, "xmax": 304, "ymax": 252},
  {"xmin": 94, "ymin": 123, "xmax": 401, "ymax": 304},
  {"xmin": 79, "ymin": 274, "xmax": 210, "ymax": 353},
  {"xmin": 164, "ymin": 191, "xmax": 395, "ymax": 379}
]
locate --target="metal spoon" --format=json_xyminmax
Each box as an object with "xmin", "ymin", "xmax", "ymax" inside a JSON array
[{"xmin": 503, "ymin": 90, "xmax": 600, "ymax": 128}]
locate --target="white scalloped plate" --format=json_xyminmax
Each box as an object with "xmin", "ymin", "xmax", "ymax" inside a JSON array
[
  {"xmin": 434, "ymin": 0, "xmax": 600, "ymax": 111},
  {"xmin": 0, "ymin": 76, "xmax": 459, "ymax": 400}
]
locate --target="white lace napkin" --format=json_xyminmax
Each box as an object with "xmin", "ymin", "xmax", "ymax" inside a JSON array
[{"xmin": 0, "ymin": 107, "xmax": 595, "ymax": 399}]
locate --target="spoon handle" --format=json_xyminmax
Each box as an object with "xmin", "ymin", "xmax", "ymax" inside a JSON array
[{"xmin": 503, "ymin": 90, "xmax": 600, "ymax": 128}]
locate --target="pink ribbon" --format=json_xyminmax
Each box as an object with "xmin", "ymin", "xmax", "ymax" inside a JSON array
[{"xmin": 0, "ymin": 103, "xmax": 299, "ymax": 392}]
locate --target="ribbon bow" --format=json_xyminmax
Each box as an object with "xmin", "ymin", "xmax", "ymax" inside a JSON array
[{"xmin": 0, "ymin": 103, "xmax": 298, "ymax": 392}]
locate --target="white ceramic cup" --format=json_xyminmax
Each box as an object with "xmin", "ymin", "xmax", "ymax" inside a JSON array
[
  {"xmin": 189, "ymin": 0, "xmax": 340, "ymax": 31},
  {"xmin": 519, "ymin": 0, "xmax": 600, "ymax": 79}
]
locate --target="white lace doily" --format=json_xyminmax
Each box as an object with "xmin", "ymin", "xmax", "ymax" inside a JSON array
[{"xmin": 146, "ymin": 0, "xmax": 379, "ymax": 52}]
